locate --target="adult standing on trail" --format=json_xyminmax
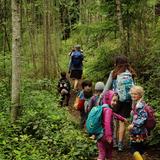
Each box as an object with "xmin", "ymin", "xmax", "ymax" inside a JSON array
[
  {"xmin": 68, "ymin": 44, "xmax": 84, "ymax": 91},
  {"xmin": 102, "ymin": 55, "xmax": 137, "ymax": 152}
]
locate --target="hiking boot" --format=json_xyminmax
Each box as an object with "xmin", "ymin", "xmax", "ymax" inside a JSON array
[
  {"xmin": 118, "ymin": 141, "xmax": 124, "ymax": 152},
  {"xmin": 113, "ymin": 139, "xmax": 118, "ymax": 148},
  {"xmin": 89, "ymin": 135, "xmax": 96, "ymax": 140}
]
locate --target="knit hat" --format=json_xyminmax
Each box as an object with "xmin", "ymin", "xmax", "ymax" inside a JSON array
[{"xmin": 94, "ymin": 82, "xmax": 105, "ymax": 91}]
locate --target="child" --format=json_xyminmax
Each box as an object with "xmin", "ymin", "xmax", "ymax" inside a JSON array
[
  {"xmin": 87, "ymin": 81, "xmax": 105, "ymax": 113},
  {"xmin": 57, "ymin": 72, "xmax": 71, "ymax": 106},
  {"xmin": 97, "ymin": 90, "xmax": 127, "ymax": 160},
  {"xmin": 74, "ymin": 79, "xmax": 92, "ymax": 129},
  {"xmin": 102, "ymin": 55, "xmax": 137, "ymax": 151},
  {"xmin": 128, "ymin": 85, "xmax": 148, "ymax": 160}
]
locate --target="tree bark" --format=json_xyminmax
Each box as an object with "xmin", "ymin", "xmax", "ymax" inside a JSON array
[
  {"xmin": 11, "ymin": 0, "xmax": 21, "ymax": 123},
  {"xmin": 43, "ymin": 0, "xmax": 49, "ymax": 78},
  {"xmin": 115, "ymin": 0, "xmax": 126, "ymax": 54}
]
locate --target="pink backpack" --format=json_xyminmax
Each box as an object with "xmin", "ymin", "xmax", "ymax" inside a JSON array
[{"xmin": 144, "ymin": 104, "xmax": 156, "ymax": 131}]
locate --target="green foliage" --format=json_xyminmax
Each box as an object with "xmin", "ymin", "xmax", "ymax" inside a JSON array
[
  {"xmin": 0, "ymin": 51, "xmax": 11, "ymax": 78},
  {"xmin": 0, "ymin": 79, "xmax": 97, "ymax": 159},
  {"xmin": 0, "ymin": 78, "xmax": 11, "ymax": 112}
]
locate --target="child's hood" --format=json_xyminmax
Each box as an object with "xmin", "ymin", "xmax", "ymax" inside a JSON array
[{"xmin": 102, "ymin": 90, "xmax": 116, "ymax": 105}]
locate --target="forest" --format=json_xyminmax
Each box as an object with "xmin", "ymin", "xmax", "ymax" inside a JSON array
[{"xmin": 0, "ymin": 0, "xmax": 160, "ymax": 159}]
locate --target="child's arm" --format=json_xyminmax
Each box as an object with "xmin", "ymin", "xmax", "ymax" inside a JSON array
[
  {"xmin": 113, "ymin": 112, "xmax": 127, "ymax": 122},
  {"xmin": 87, "ymin": 96, "xmax": 94, "ymax": 113},
  {"xmin": 67, "ymin": 79, "xmax": 71, "ymax": 91},
  {"xmin": 102, "ymin": 71, "xmax": 113, "ymax": 94},
  {"xmin": 132, "ymin": 109, "xmax": 148, "ymax": 127},
  {"xmin": 74, "ymin": 97, "xmax": 80, "ymax": 109},
  {"xmin": 103, "ymin": 108, "xmax": 113, "ymax": 143}
]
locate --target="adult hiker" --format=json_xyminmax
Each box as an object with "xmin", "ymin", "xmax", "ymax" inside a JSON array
[
  {"xmin": 102, "ymin": 55, "xmax": 137, "ymax": 151},
  {"xmin": 68, "ymin": 44, "xmax": 84, "ymax": 91}
]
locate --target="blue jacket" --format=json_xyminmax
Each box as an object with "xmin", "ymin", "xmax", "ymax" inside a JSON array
[{"xmin": 130, "ymin": 101, "xmax": 148, "ymax": 135}]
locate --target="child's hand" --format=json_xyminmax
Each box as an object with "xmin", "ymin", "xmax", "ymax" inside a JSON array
[
  {"xmin": 124, "ymin": 118, "xmax": 129, "ymax": 124},
  {"xmin": 106, "ymin": 137, "xmax": 112, "ymax": 144},
  {"xmin": 128, "ymin": 124, "xmax": 134, "ymax": 131},
  {"xmin": 107, "ymin": 139, "xmax": 112, "ymax": 144}
]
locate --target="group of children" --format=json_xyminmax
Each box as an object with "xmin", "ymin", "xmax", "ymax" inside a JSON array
[
  {"xmin": 73, "ymin": 81, "xmax": 148, "ymax": 160},
  {"xmin": 57, "ymin": 55, "xmax": 154, "ymax": 160}
]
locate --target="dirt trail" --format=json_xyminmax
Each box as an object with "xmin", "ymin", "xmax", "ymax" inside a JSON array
[{"xmin": 67, "ymin": 90, "xmax": 160, "ymax": 160}]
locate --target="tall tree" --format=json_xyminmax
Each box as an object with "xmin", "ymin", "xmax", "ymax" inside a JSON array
[
  {"xmin": 115, "ymin": 0, "xmax": 126, "ymax": 54},
  {"xmin": 11, "ymin": 0, "xmax": 21, "ymax": 123}
]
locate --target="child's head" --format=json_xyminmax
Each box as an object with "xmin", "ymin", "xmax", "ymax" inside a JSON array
[
  {"xmin": 103, "ymin": 90, "xmax": 118, "ymax": 108},
  {"xmin": 115, "ymin": 55, "xmax": 128, "ymax": 67},
  {"xmin": 81, "ymin": 80, "xmax": 92, "ymax": 98},
  {"xmin": 82, "ymin": 79, "xmax": 92, "ymax": 91},
  {"xmin": 61, "ymin": 72, "xmax": 66, "ymax": 78},
  {"xmin": 112, "ymin": 55, "xmax": 136, "ymax": 79},
  {"xmin": 130, "ymin": 85, "xmax": 144, "ymax": 101},
  {"xmin": 75, "ymin": 44, "xmax": 81, "ymax": 51},
  {"xmin": 94, "ymin": 82, "xmax": 105, "ymax": 94}
]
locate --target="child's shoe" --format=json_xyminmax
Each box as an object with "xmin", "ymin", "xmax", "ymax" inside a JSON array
[
  {"xmin": 118, "ymin": 141, "xmax": 124, "ymax": 151},
  {"xmin": 89, "ymin": 135, "xmax": 96, "ymax": 140},
  {"xmin": 113, "ymin": 139, "xmax": 118, "ymax": 148},
  {"xmin": 133, "ymin": 151, "xmax": 143, "ymax": 160}
]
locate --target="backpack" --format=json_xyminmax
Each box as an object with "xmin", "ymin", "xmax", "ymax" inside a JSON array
[
  {"xmin": 144, "ymin": 104, "xmax": 156, "ymax": 131},
  {"xmin": 133, "ymin": 103, "xmax": 156, "ymax": 132},
  {"xmin": 114, "ymin": 70, "xmax": 134, "ymax": 102},
  {"xmin": 85, "ymin": 95, "xmax": 102, "ymax": 113},
  {"xmin": 59, "ymin": 79, "xmax": 69, "ymax": 94},
  {"xmin": 76, "ymin": 91, "xmax": 85, "ymax": 111},
  {"xmin": 86, "ymin": 105, "xmax": 107, "ymax": 140},
  {"xmin": 71, "ymin": 51, "xmax": 83, "ymax": 67}
]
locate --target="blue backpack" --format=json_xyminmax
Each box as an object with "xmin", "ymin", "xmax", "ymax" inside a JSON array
[
  {"xmin": 113, "ymin": 70, "xmax": 134, "ymax": 102},
  {"xmin": 71, "ymin": 51, "xmax": 83, "ymax": 67},
  {"xmin": 86, "ymin": 105, "xmax": 108, "ymax": 140}
]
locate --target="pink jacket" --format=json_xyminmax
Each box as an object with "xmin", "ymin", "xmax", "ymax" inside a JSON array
[
  {"xmin": 102, "ymin": 90, "xmax": 126, "ymax": 141},
  {"xmin": 102, "ymin": 107, "xmax": 125, "ymax": 141}
]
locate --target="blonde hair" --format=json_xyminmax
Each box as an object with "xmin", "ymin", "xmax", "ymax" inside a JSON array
[{"xmin": 130, "ymin": 85, "xmax": 144, "ymax": 97}]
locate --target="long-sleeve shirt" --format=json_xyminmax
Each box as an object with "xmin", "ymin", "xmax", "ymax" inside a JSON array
[
  {"xmin": 102, "ymin": 106, "xmax": 126, "ymax": 141},
  {"xmin": 130, "ymin": 101, "xmax": 148, "ymax": 135},
  {"xmin": 103, "ymin": 71, "xmax": 113, "ymax": 95}
]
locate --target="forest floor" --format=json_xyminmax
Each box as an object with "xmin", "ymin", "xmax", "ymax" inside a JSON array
[{"xmin": 66, "ymin": 90, "xmax": 160, "ymax": 160}]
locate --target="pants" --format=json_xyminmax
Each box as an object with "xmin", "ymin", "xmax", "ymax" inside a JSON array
[
  {"xmin": 80, "ymin": 109, "xmax": 87, "ymax": 129},
  {"xmin": 130, "ymin": 142, "xmax": 145, "ymax": 155},
  {"xmin": 97, "ymin": 135, "xmax": 113, "ymax": 160},
  {"xmin": 60, "ymin": 93, "xmax": 70, "ymax": 106}
]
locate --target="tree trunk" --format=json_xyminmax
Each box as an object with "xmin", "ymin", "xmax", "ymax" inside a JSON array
[
  {"xmin": 115, "ymin": 0, "xmax": 126, "ymax": 54},
  {"xmin": 29, "ymin": 1, "xmax": 37, "ymax": 75},
  {"xmin": 43, "ymin": 0, "xmax": 49, "ymax": 78},
  {"xmin": 11, "ymin": 0, "xmax": 21, "ymax": 123},
  {"xmin": 52, "ymin": 0, "xmax": 61, "ymax": 78}
]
